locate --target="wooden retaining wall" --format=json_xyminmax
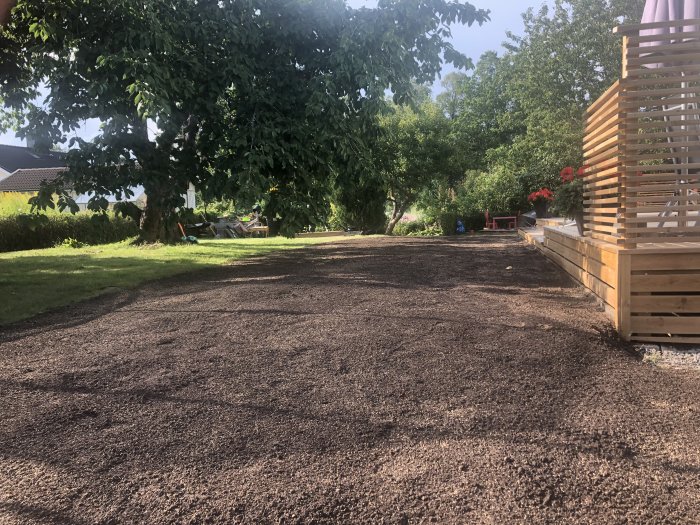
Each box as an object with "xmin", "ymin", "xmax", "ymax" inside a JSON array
[
  {"xmin": 539, "ymin": 228, "xmax": 620, "ymax": 321},
  {"xmin": 626, "ymin": 249, "xmax": 700, "ymax": 343},
  {"xmin": 537, "ymin": 227, "xmax": 700, "ymax": 344}
]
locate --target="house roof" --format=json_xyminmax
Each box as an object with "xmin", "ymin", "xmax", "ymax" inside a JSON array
[
  {"xmin": 0, "ymin": 167, "xmax": 67, "ymax": 192},
  {"xmin": 0, "ymin": 144, "xmax": 66, "ymax": 173}
]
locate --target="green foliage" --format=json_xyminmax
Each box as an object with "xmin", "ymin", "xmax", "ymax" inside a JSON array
[
  {"xmin": 438, "ymin": 52, "xmax": 522, "ymax": 172},
  {"xmin": 555, "ymin": 173, "xmax": 585, "ymax": 218},
  {"xmin": 1, "ymin": 0, "xmax": 488, "ymax": 241},
  {"xmin": 332, "ymin": 171, "xmax": 387, "ymax": 233},
  {"xmin": 392, "ymin": 220, "xmax": 442, "ymax": 237},
  {"xmin": 0, "ymin": 191, "xmax": 66, "ymax": 216},
  {"xmin": 0, "ymin": 214, "xmax": 139, "ymax": 252},
  {"xmin": 432, "ymin": 0, "xmax": 645, "ymax": 219},
  {"xmin": 56, "ymin": 237, "xmax": 87, "ymax": 249},
  {"xmin": 376, "ymin": 99, "xmax": 459, "ymax": 234}
]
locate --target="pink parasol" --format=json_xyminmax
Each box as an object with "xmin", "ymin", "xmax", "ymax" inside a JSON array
[{"xmin": 641, "ymin": 0, "xmax": 700, "ymax": 45}]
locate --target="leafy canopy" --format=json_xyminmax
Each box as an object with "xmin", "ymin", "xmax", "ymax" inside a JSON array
[{"xmin": 0, "ymin": 0, "xmax": 489, "ymax": 239}]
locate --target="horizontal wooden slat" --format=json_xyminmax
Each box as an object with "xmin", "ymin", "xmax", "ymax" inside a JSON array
[
  {"xmin": 615, "ymin": 19, "xmax": 700, "ymax": 34},
  {"xmin": 631, "ymin": 295, "xmax": 700, "ymax": 313},
  {"xmin": 586, "ymin": 80, "xmax": 621, "ymax": 116},
  {"xmin": 629, "ymin": 335, "xmax": 700, "ymax": 343},
  {"xmin": 632, "ymin": 253, "xmax": 700, "ymax": 271},
  {"xmin": 630, "ymin": 315, "xmax": 700, "ymax": 334},
  {"xmin": 631, "ymin": 273, "xmax": 700, "ymax": 292},
  {"xmin": 628, "ymin": 51, "xmax": 700, "ymax": 66},
  {"xmin": 539, "ymin": 245, "xmax": 617, "ymax": 307}
]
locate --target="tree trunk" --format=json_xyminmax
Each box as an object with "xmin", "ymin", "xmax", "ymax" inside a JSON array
[
  {"xmin": 385, "ymin": 200, "xmax": 408, "ymax": 235},
  {"xmin": 0, "ymin": 0, "xmax": 15, "ymax": 25},
  {"xmin": 140, "ymin": 198, "xmax": 164, "ymax": 243}
]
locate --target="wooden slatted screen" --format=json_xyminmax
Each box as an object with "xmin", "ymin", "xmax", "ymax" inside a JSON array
[
  {"xmin": 583, "ymin": 81, "xmax": 624, "ymax": 244},
  {"xmin": 617, "ymin": 20, "xmax": 700, "ymax": 248}
]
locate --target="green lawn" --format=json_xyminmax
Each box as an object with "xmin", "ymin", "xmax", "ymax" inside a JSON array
[{"xmin": 0, "ymin": 236, "xmax": 348, "ymax": 325}]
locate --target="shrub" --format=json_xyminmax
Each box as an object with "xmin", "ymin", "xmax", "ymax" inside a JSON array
[
  {"xmin": 0, "ymin": 214, "xmax": 139, "ymax": 252},
  {"xmin": 438, "ymin": 212, "xmax": 459, "ymax": 236},
  {"xmin": 392, "ymin": 219, "xmax": 443, "ymax": 237},
  {"xmin": 56, "ymin": 237, "xmax": 87, "ymax": 248}
]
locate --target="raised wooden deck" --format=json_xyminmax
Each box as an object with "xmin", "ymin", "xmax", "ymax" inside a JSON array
[{"xmin": 521, "ymin": 225, "xmax": 700, "ymax": 344}]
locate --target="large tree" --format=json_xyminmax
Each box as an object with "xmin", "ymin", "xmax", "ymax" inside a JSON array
[
  {"xmin": 376, "ymin": 100, "xmax": 457, "ymax": 235},
  {"xmin": 493, "ymin": 0, "xmax": 646, "ymax": 191},
  {"xmin": 0, "ymin": 0, "xmax": 488, "ymax": 240}
]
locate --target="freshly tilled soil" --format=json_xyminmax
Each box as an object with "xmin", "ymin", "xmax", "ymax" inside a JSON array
[{"xmin": 1, "ymin": 235, "xmax": 698, "ymax": 524}]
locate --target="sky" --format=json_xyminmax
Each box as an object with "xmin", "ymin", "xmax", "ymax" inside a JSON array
[{"xmin": 1, "ymin": 0, "xmax": 551, "ymax": 147}]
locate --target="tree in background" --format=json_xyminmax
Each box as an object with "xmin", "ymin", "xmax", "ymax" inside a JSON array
[
  {"xmin": 437, "ymin": 51, "xmax": 522, "ymax": 173},
  {"xmin": 494, "ymin": 0, "xmax": 645, "ymax": 191},
  {"xmin": 0, "ymin": 0, "xmax": 488, "ymax": 240},
  {"xmin": 376, "ymin": 100, "xmax": 457, "ymax": 235},
  {"xmin": 425, "ymin": 0, "xmax": 645, "ymax": 224}
]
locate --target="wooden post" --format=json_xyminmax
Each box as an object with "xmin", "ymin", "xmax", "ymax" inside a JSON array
[{"xmin": 616, "ymin": 252, "xmax": 632, "ymax": 340}]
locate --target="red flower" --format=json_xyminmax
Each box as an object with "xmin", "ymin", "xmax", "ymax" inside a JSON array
[
  {"xmin": 560, "ymin": 167, "xmax": 574, "ymax": 182},
  {"xmin": 528, "ymin": 188, "xmax": 554, "ymax": 202},
  {"xmin": 576, "ymin": 165, "xmax": 589, "ymax": 178}
]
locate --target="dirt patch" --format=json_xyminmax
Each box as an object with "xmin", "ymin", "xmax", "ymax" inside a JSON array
[{"xmin": 1, "ymin": 235, "xmax": 699, "ymax": 524}]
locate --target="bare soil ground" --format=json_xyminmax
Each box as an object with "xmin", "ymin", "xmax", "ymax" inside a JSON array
[{"xmin": 1, "ymin": 235, "xmax": 699, "ymax": 524}]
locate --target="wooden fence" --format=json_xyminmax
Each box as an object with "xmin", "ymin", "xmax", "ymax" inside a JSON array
[
  {"xmin": 583, "ymin": 19, "xmax": 700, "ymax": 249},
  {"xmin": 548, "ymin": 19, "xmax": 700, "ymax": 344}
]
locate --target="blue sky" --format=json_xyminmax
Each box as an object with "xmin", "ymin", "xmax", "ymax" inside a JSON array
[{"xmin": 1, "ymin": 0, "xmax": 551, "ymax": 147}]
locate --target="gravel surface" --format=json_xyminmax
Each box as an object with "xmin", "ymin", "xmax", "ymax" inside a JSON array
[{"xmin": 1, "ymin": 235, "xmax": 699, "ymax": 524}]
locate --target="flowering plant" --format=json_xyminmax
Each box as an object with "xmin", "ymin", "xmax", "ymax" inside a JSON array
[
  {"xmin": 555, "ymin": 166, "xmax": 587, "ymax": 216},
  {"xmin": 527, "ymin": 188, "xmax": 554, "ymax": 203}
]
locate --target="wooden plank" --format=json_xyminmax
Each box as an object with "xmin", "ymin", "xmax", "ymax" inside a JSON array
[
  {"xmin": 630, "ymin": 295, "xmax": 700, "ymax": 313},
  {"xmin": 626, "ymin": 139, "xmax": 700, "ymax": 151},
  {"xmin": 626, "ymin": 128, "xmax": 700, "ymax": 142},
  {"xmin": 622, "ymin": 214, "xmax": 700, "ymax": 225},
  {"xmin": 584, "ymin": 114, "xmax": 622, "ymax": 144},
  {"xmin": 627, "ymin": 30, "xmax": 700, "ymax": 44},
  {"xmin": 586, "ymin": 80, "xmax": 621, "ymax": 116},
  {"xmin": 626, "ymin": 235, "xmax": 700, "ymax": 245},
  {"xmin": 584, "ymin": 134, "xmax": 621, "ymax": 158},
  {"xmin": 539, "ymin": 245, "xmax": 617, "ymax": 307},
  {"xmin": 631, "ymin": 273, "xmax": 700, "ymax": 292},
  {"xmin": 625, "ymin": 150, "xmax": 700, "ymax": 162},
  {"xmin": 626, "ymin": 41, "xmax": 700, "ymax": 56},
  {"xmin": 626, "ymin": 203, "xmax": 700, "ymax": 213},
  {"xmin": 625, "ymin": 162, "xmax": 700, "ymax": 173},
  {"xmin": 584, "ymin": 128, "xmax": 621, "ymax": 152},
  {"xmin": 621, "ymin": 96, "xmax": 700, "ymax": 111},
  {"xmin": 584, "ymin": 197, "xmax": 622, "ymax": 206},
  {"xmin": 617, "ymin": 253, "xmax": 631, "ymax": 336},
  {"xmin": 544, "ymin": 237, "xmax": 617, "ymax": 286},
  {"xmin": 630, "ymin": 119, "xmax": 700, "ymax": 131},
  {"xmin": 630, "ymin": 335, "xmax": 700, "ymax": 343},
  {"xmin": 624, "ymin": 62, "xmax": 700, "ymax": 76},
  {"xmin": 583, "ymin": 214, "xmax": 618, "ymax": 225},
  {"xmin": 623, "ymin": 194, "xmax": 700, "ymax": 204},
  {"xmin": 630, "ymin": 315, "xmax": 700, "ymax": 334},
  {"xmin": 615, "ymin": 19, "xmax": 700, "ymax": 34},
  {"xmin": 587, "ymin": 231, "xmax": 622, "ymax": 245},
  {"xmin": 584, "ymin": 185, "xmax": 622, "ymax": 198},
  {"xmin": 584, "ymin": 222, "xmax": 617, "ymax": 234},
  {"xmin": 544, "ymin": 229, "xmax": 619, "ymax": 265},
  {"xmin": 622, "ymin": 75, "xmax": 700, "ymax": 89},
  {"xmin": 621, "ymin": 226, "xmax": 700, "ymax": 235},
  {"xmin": 628, "ymin": 52, "xmax": 700, "ymax": 67},
  {"xmin": 624, "ymin": 173, "xmax": 700, "ymax": 183},
  {"xmin": 631, "ymin": 253, "xmax": 700, "ymax": 271}
]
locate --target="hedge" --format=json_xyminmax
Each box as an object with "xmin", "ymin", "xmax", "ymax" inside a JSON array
[{"xmin": 0, "ymin": 214, "xmax": 139, "ymax": 252}]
